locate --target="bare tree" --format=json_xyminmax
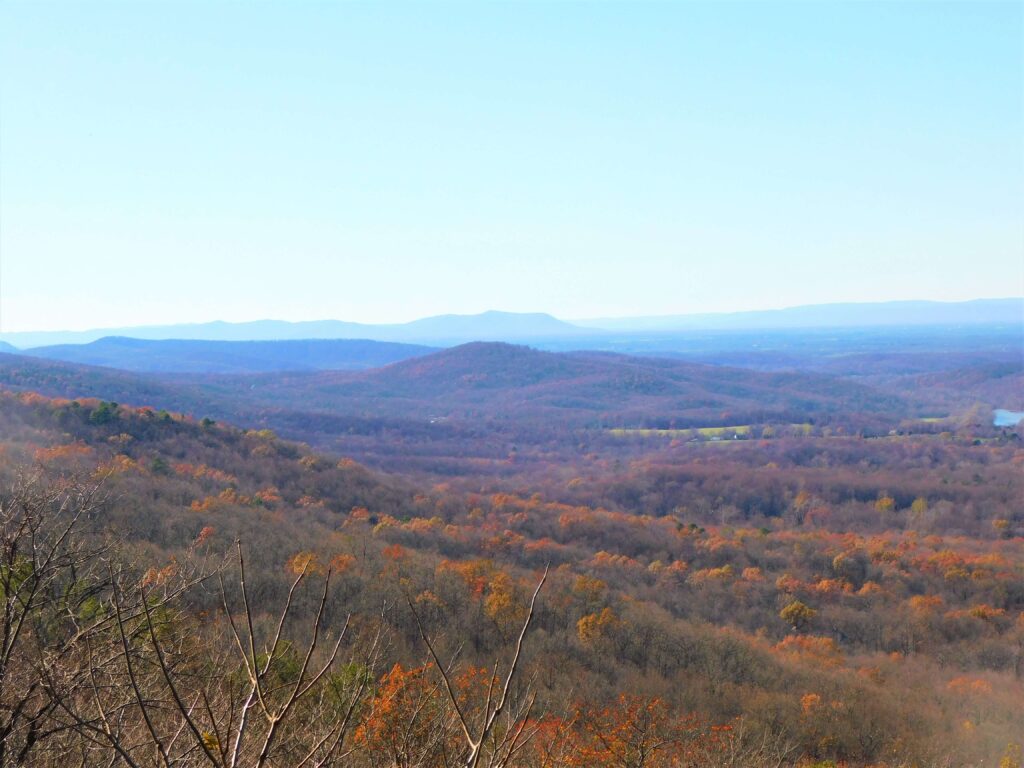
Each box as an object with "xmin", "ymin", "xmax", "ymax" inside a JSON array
[
  {"xmin": 0, "ymin": 468, "xmax": 380, "ymax": 767},
  {"xmin": 0, "ymin": 471, "xmax": 113, "ymax": 765},
  {"xmin": 407, "ymin": 566, "xmax": 548, "ymax": 768},
  {"xmin": 0, "ymin": 471, "xmax": 808, "ymax": 768},
  {"xmin": 82, "ymin": 541, "xmax": 384, "ymax": 767}
]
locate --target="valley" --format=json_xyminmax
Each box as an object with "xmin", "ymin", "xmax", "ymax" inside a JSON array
[{"xmin": 0, "ymin": 319, "xmax": 1021, "ymax": 765}]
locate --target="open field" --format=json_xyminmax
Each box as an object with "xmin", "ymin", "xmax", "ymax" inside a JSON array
[{"xmin": 608, "ymin": 423, "xmax": 815, "ymax": 438}]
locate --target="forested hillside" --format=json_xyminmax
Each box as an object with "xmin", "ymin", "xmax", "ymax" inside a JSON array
[
  {"xmin": 1, "ymin": 386, "xmax": 1021, "ymax": 766},
  {"xmin": 0, "ymin": 341, "xmax": 932, "ymax": 484},
  {"xmin": 5, "ymin": 0, "xmax": 1020, "ymax": 763},
  {"xmin": 22, "ymin": 336, "xmax": 437, "ymax": 373}
]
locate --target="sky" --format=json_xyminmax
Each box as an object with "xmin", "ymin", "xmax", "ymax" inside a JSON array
[{"xmin": 1, "ymin": 1, "xmax": 1022, "ymax": 332}]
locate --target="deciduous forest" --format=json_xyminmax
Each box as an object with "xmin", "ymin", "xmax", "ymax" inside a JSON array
[
  {"xmin": 3, "ymin": 0, "xmax": 1021, "ymax": 763},
  {"xmin": 0, "ymin": 331, "xmax": 1020, "ymax": 766}
]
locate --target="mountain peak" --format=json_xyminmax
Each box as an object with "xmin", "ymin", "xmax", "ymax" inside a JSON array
[{"xmin": 399, "ymin": 311, "xmax": 582, "ymax": 340}]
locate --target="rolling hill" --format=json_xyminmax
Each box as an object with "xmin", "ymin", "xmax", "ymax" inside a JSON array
[
  {"xmin": 0, "ymin": 341, "xmax": 913, "ymax": 478},
  {"xmin": 23, "ymin": 336, "xmax": 436, "ymax": 373},
  {"xmin": 0, "ymin": 341, "xmax": 916, "ymax": 428},
  {"xmin": 191, "ymin": 342, "xmax": 913, "ymax": 433},
  {"xmin": 0, "ymin": 351, "xmax": 216, "ymax": 414}
]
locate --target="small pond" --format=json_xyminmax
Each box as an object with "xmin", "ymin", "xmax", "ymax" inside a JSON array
[{"xmin": 993, "ymin": 409, "xmax": 1024, "ymax": 427}]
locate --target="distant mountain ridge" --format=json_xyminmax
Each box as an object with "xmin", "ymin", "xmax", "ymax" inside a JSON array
[
  {"xmin": 0, "ymin": 311, "xmax": 589, "ymax": 348},
  {"xmin": 22, "ymin": 337, "xmax": 437, "ymax": 374},
  {"xmin": 1, "ymin": 299, "xmax": 1019, "ymax": 348}
]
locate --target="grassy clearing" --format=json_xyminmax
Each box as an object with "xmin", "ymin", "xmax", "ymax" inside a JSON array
[
  {"xmin": 608, "ymin": 423, "xmax": 815, "ymax": 438},
  {"xmin": 607, "ymin": 427, "xmax": 745, "ymax": 438}
]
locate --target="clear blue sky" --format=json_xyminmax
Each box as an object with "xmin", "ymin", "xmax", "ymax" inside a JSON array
[{"xmin": 1, "ymin": 1, "xmax": 1021, "ymax": 331}]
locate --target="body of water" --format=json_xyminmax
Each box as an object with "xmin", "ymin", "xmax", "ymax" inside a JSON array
[{"xmin": 994, "ymin": 409, "xmax": 1024, "ymax": 427}]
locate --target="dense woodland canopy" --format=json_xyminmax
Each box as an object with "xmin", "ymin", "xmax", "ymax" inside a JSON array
[{"xmin": 0, "ymin": 330, "xmax": 1021, "ymax": 767}]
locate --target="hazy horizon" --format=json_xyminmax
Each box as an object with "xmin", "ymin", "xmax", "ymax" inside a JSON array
[
  {"xmin": 0, "ymin": 296, "xmax": 1020, "ymax": 352},
  {"xmin": 2, "ymin": 2, "xmax": 1022, "ymax": 332},
  {"xmin": 0, "ymin": 295, "xmax": 1017, "ymax": 337}
]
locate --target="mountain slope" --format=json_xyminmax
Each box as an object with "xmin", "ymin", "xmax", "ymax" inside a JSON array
[
  {"xmin": 2, "ymin": 341, "xmax": 913, "ymax": 427},
  {"xmin": 1, "ymin": 342, "xmax": 916, "ymax": 479},
  {"xmin": 0, "ymin": 352, "xmax": 217, "ymax": 414},
  {"xmin": 24, "ymin": 336, "xmax": 436, "ymax": 373},
  {"xmin": 220, "ymin": 342, "xmax": 912, "ymax": 427}
]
